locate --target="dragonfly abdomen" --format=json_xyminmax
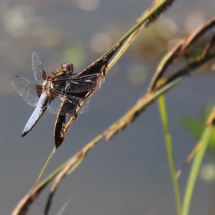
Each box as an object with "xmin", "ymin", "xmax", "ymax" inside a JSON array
[{"xmin": 21, "ymin": 93, "xmax": 49, "ymax": 137}]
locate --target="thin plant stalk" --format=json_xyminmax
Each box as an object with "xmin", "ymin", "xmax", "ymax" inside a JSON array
[
  {"xmin": 158, "ymin": 95, "xmax": 182, "ymax": 215},
  {"xmin": 35, "ymin": 77, "xmax": 182, "ymax": 194},
  {"xmin": 182, "ymin": 127, "xmax": 213, "ymax": 215}
]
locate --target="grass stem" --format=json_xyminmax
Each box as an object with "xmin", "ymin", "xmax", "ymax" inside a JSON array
[{"xmin": 158, "ymin": 95, "xmax": 182, "ymax": 215}]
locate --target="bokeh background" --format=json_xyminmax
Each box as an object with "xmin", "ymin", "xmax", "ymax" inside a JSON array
[{"xmin": 1, "ymin": 0, "xmax": 215, "ymax": 214}]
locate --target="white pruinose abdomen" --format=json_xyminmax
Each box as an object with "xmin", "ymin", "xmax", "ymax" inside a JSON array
[{"xmin": 21, "ymin": 92, "xmax": 49, "ymax": 137}]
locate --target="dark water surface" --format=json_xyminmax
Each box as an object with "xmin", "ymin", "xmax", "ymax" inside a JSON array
[{"xmin": 1, "ymin": 0, "xmax": 215, "ymax": 214}]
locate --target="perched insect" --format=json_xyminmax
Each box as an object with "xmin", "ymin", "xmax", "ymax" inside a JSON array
[{"xmin": 12, "ymin": 51, "xmax": 103, "ymax": 137}]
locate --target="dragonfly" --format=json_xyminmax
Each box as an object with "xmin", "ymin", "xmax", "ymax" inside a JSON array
[{"xmin": 12, "ymin": 51, "xmax": 104, "ymax": 137}]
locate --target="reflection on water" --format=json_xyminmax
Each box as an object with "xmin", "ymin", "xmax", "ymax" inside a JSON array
[
  {"xmin": 90, "ymin": 33, "xmax": 111, "ymax": 53},
  {"xmin": 74, "ymin": 0, "xmax": 100, "ymax": 11},
  {"xmin": 1, "ymin": 0, "xmax": 215, "ymax": 215}
]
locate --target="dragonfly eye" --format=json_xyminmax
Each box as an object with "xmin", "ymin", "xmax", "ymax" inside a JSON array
[{"xmin": 61, "ymin": 63, "xmax": 74, "ymax": 75}]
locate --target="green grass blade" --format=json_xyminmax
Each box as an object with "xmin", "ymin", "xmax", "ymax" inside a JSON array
[
  {"xmin": 158, "ymin": 95, "xmax": 182, "ymax": 215},
  {"xmin": 182, "ymin": 127, "xmax": 213, "ymax": 215}
]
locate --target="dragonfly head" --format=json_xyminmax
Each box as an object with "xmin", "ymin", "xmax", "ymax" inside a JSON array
[{"xmin": 61, "ymin": 63, "xmax": 74, "ymax": 75}]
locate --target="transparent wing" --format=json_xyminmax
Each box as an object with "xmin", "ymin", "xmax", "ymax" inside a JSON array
[
  {"xmin": 61, "ymin": 95, "xmax": 86, "ymax": 115},
  {"xmin": 47, "ymin": 96, "xmax": 62, "ymax": 114},
  {"xmin": 32, "ymin": 51, "xmax": 45, "ymax": 84},
  {"xmin": 63, "ymin": 74, "xmax": 104, "ymax": 93},
  {"xmin": 47, "ymin": 94, "xmax": 83, "ymax": 115},
  {"xmin": 12, "ymin": 76, "xmax": 42, "ymax": 106},
  {"xmin": 79, "ymin": 94, "xmax": 92, "ymax": 114}
]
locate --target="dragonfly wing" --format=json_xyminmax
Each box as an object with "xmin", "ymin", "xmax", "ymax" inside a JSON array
[
  {"xmin": 48, "ymin": 94, "xmax": 83, "ymax": 115},
  {"xmin": 65, "ymin": 74, "xmax": 104, "ymax": 93},
  {"xmin": 47, "ymin": 96, "xmax": 62, "ymax": 114},
  {"xmin": 59, "ymin": 95, "xmax": 83, "ymax": 115},
  {"xmin": 54, "ymin": 114, "xmax": 66, "ymax": 148},
  {"xmin": 32, "ymin": 51, "xmax": 46, "ymax": 84},
  {"xmin": 77, "ymin": 43, "xmax": 121, "ymax": 77},
  {"xmin": 53, "ymin": 95, "xmax": 84, "ymax": 148},
  {"xmin": 12, "ymin": 76, "xmax": 42, "ymax": 106},
  {"xmin": 79, "ymin": 94, "xmax": 92, "ymax": 114}
]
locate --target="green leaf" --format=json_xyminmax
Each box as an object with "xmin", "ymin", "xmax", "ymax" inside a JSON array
[{"xmin": 179, "ymin": 105, "xmax": 215, "ymax": 156}]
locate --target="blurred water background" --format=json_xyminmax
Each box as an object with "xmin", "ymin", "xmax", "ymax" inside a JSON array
[{"xmin": 1, "ymin": 0, "xmax": 215, "ymax": 214}]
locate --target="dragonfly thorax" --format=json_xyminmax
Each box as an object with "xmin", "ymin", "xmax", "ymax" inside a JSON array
[{"xmin": 43, "ymin": 79, "xmax": 52, "ymax": 90}]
